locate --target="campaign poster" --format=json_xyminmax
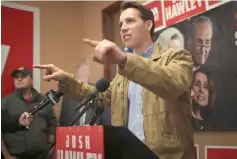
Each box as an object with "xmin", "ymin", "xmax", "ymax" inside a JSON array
[
  {"xmin": 1, "ymin": 2, "xmax": 40, "ymax": 98},
  {"xmin": 205, "ymin": 146, "xmax": 237, "ymax": 159},
  {"xmin": 56, "ymin": 126, "xmax": 104, "ymax": 159},
  {"xmin": 148, "ymin": 1, "xmax": 237, "ymax": 131}
]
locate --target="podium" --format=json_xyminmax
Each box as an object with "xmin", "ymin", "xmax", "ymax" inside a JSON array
[{"xmin": 56, "ymin": 126, "xmax": 159, "ymax": 159}]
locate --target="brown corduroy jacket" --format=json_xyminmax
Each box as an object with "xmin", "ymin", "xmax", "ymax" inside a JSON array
[{"xmin": 60, "ymin": 44, "xmax": 195, "ymax": 159}]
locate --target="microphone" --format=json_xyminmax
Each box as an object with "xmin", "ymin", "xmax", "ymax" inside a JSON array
[
  {"xmin": 30, "ymin": 90, "xmax": 64, "ymax": 115},
  {"xmin": 74, "ymin": 77, "xmax": 110, "ymax": 112},
  {"xmin": 69, "ymin": 77, "xmax": 110, "ymax": 125}
]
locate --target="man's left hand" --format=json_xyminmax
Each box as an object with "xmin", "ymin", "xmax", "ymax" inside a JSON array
[{"xmin": 83, "ymin": 39, "xmax": 127, "ymax": 66}]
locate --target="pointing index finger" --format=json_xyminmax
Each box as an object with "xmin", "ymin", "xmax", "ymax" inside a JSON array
[
  {"xmin": 83, "ymin": 39, "xmax": 99, "ymax": 47},
  {"xmin": 33, "ymin": 64, "xmax": 53, "ymax": 69}
]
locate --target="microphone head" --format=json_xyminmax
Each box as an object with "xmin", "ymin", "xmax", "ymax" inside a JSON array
[
  {"xmin": 95, "ymin": 78, "xmax": 110, "ymax": 92},
  {"xmin": 56, "ymin": 91, "xmax": 64, "ymax": 97}
]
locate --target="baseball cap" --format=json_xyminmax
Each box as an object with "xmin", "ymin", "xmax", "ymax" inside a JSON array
[{"xmin": 11, "ymin": 67, "xmax": 32, "ymax": 78}]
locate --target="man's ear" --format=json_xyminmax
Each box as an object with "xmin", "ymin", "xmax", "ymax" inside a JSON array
[
  {"xmin": 146, "ymin": 20, "xmax": 153, "ymax": 32},
  {"xmin": 30, "ymin": 76, "xmax": 34, "ymax": 85}
]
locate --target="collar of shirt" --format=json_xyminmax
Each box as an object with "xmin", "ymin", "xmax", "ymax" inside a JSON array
[
  {"xmin": 125, "ymin": 43, "xmax": 155, "ymax": 59},
  {"xmin": 140, "ymin": 43, "xmax": 156, "ymax": 59}
]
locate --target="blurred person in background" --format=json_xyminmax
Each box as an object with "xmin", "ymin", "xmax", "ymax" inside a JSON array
[{"xmin": 156, "ymin": 27, "xmax": 184, "ymax": 49}]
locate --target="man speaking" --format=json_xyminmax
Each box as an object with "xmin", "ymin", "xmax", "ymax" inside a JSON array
[{"xmin": 35, "ymin": 2, "xmax": 194, "ymax": 159}]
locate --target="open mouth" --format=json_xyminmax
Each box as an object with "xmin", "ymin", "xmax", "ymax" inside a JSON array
[
  {"xmin": 123, "ymin": 34, "xmax": 131, "ymax": 40},
  {"xmin": 197, "ymin": 95, "xmax": 205, "ymax": 101}
]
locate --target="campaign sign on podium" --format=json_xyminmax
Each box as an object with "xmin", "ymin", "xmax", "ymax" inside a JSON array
[{"xmin": 56, "ymin": 126, "xmax": 104, "ymax": 159}]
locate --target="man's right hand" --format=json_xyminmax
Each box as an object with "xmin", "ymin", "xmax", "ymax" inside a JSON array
[
  {"xmin": 34, "ymin": 64, "xmax": 70, "ymax": 82},
  {"xmin": 18, "ymin": 112, "xmax": 33, "ymax": 127}
]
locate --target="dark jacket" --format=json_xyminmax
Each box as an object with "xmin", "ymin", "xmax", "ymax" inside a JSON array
[
  {"xmin": 1, "ymin": 89, "xmax": 57, "ymax": 155},
  {"xmin": 1, "ymin": 109, "xmax": 27, "ymax": 133}
]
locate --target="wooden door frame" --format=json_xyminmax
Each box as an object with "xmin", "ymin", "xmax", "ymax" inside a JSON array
[{"xmin": 101, "ymin": 1, "xmax": 122, "ymax": 81}]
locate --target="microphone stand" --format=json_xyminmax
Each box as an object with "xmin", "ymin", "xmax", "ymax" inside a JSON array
[
  {"xmin": 89, "ymin": 107, "xmax": 104, "ymax": 126},
  {"xmin": 37, "ymin": 97, "xmax": 96, "ymax": 159},
  {"xmin": 69, "ymin": 102, "xmax": 94, "ymax": 126}
]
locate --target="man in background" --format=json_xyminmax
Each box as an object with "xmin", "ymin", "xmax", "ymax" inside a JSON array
[
  {"xmin": 156, "ymin": 27, "xmax": 184, "ymax": 49},
  {"xmin": 59, "ymin": 59, "xmax": 111, "ymax": 126},
  {"xmin": 187, "ymin": 16, "xmax": 213, "ymax": 71},
  {"xmin": 1, "ymin": 67, "xmax": 57, "ymax": 159}
]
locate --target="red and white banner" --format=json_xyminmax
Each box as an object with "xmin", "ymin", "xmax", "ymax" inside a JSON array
[
  {"xmin": 146, "ymin": 1, "xmax": 165, "ymax": 30},
  {"xmin": 56, "ymin": 126, "xmax": 104, "ymax": 159},
  {"xmin": 205, "ymin": 146, "xmax": 237, "ymax": 159},
  {"xmin": 194, "ymin": 144, "xmax": 200, "ymax": 159},
  {"xmin": 1, "ymin": 2, "xmax": 40, "ymax": 98},
  {"xmin": 145, "ymin": 0, "xmax": 231, "ymax": 31}
]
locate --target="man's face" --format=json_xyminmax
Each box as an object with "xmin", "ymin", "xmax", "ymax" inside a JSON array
[
  {"xmin": 14, "ymin": 73, "xmax": 33, "ymax": 90},
  {"xmin": 191, "ymin": 22, "xmax": 213, "ymax": 66},
  {"xmin": 119, "ymin": 8, "xmax": 151, "ymax": 49}
]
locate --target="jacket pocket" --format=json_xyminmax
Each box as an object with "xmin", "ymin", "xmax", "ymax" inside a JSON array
[{"xmin": 151, "ymin": 129, "xmax": 181, "ymax": 152}]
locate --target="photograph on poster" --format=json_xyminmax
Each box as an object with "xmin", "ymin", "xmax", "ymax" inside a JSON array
[
  {"xmin": 147, "ymin": 0, "xmax": 237, "ymax": 131},
  {"xmin": 205, "ymin": 146, "xmax": 237, "ymax": 159}
]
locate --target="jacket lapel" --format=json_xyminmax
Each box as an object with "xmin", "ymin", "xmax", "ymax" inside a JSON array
[{"xmin": 151, "ymin": 43, "xmax": 163, "ymax": 61}]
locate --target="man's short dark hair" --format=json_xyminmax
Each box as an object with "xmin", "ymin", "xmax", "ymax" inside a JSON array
[{"xmin": 120, "ymin": 1, "xmax": 155, "ymax": 38}]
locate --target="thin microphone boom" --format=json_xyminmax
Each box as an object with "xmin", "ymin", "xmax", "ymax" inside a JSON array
[
  {"xmin": 73, "ymin": 92, "xmax": 97, "ymax": 113},
  {"xmin": 69, "ymin": 102, "xmax": 94, "ymax": 126},
  {"xmin": 74, "ymin": 78, "xmax": 110, "ymax": 112},
  {"xmin": 89, "ymin": 106, "xmax": 104, "ymax": 126}
]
